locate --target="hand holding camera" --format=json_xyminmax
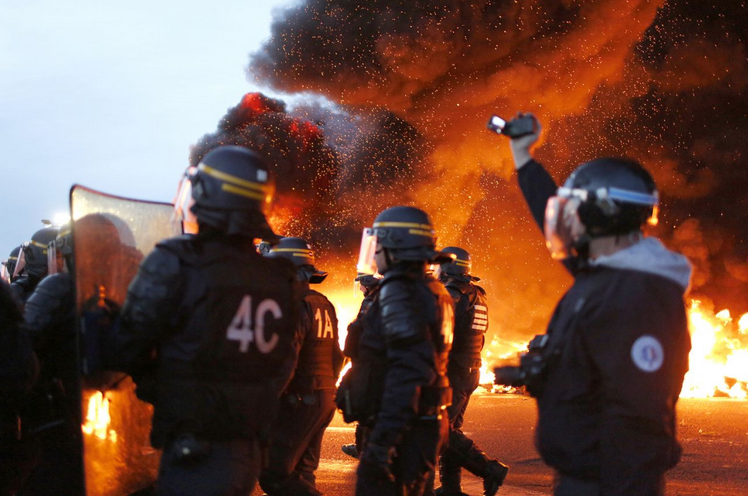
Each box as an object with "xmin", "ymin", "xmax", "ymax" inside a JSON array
[{"xmin": 487, "ymin": 113, "xmax": 541, "ymax": 170}]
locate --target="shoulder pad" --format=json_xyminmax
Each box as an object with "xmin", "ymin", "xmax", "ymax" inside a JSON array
[
  {"xmin": 155, "ymin": 235, "xmax": 201, "ymax": 265},
  {"xmin": 473, "ymin": 284, "xmax": 486, "ymax": 296},
  {"xmin": 138, "ymin": 246, "xmax": 182, "ymax": 280},
  {"xmin": 379, "ymin": 278, "xmax": 427, "ymax": 344},
  {"xmin": 35, "ymin": 273, "xmax": 73, "ymax": 295}
]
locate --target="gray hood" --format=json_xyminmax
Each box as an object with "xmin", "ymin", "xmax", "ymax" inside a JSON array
[{"xmin": 590, "ymin": 237, "xmax": 692, "ymax": 292}]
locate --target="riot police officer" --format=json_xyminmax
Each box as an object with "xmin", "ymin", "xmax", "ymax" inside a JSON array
[
  {"xmin": 337, "ymin": 206, "xmax": 454, "ymax": 496},
  {"xmin": 1, "ymin": 245, "xmax": 21, "ymax": 284},
  {"xmin": 260, "ymin": 237, "xmax": 344, "ymax": 496},
  {"xmin": 496, "ymin": 114, "xmax": 692, "ymax": 495},
  {"xmin": 341, "ymin": 273, "xmax": 380, "ymax": 459},
  {"xmin": 435, "ymin": 247, "xmax": 508, "ymax": 496},
  {"xmin": 18, "ymin": 223, "xmax": 83, "ymax": 495},
  {"xmin": 0, "ymin": 280, "xmax": 38, "ymax": 496},
  {"xmin": 11, "ymin": 226, "xmax": 59, "ymax": 303},
  {"xmin": 110, "ymin": 145, "xmax": 301, "ymax": 496}
]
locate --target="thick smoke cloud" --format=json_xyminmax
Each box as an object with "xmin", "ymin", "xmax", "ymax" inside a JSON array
[{"xmin": 244, "ymin": 0, "xmax": 748, "ymax": 338}]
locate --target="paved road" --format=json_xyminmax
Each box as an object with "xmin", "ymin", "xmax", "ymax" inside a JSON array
[{"xmin": 253, "ymin": 395, "xmax": 748, "ymax": 495}]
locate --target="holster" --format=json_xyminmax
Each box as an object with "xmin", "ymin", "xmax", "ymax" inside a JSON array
[{"xmin": 335, "ymin": 359, "xmax": 385, "ymax": 424}]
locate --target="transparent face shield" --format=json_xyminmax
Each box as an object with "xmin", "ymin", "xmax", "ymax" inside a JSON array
[
  {"xmin": 172, "ymin": 166, "xmax": 198, "ymax": 234},
  {"xmin": 429, "ymin": 264, "xmax": 442, "ymax": 280},
  {"xmin": 12, "ymin": 244, "xmax": 28, "ymax": 279},
  {"xmin": 47, "ymin": 242, "xmax": 61, "ymax": 275},
  {"xmin": 544, "ymin": 195, "xmax": 583, "ymax": 261},
  {"xmin": 356, "ymin": 228, "xmax": 378, "ymax": 276}
]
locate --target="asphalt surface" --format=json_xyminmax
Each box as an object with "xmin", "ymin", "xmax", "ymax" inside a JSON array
[{"xmin": 252, "ymin": 394, "xmax": 748, "ymax": 496}]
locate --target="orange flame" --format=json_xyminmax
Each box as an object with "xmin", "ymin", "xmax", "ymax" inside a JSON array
[
  {"xmin": 681, "ymin": 300, "xmax": 748, "ymax": 399},
  {"xmin": 81, "ymin": 391, "xmax": 118, "ymax": 442}
]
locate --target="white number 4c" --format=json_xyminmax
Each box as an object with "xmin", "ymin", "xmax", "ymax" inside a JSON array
[{"xmin": 226, "ymin": 295, "xmax": 281, "ymax": 354}]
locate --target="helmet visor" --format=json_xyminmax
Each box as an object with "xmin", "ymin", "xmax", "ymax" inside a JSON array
[
  {"xmin": 172, "ymin": 166, "xmax": 198, "ymax": 234},
  {"xmin": 544, "ymin": 195, "xmax": 581, "ymax": 260},
  {"xmin": 47, "ymin": 242, "xmax": 61, "ymax": 275},
  {"xmin": 356, "ymin": 228, "xmax": 378, "ymax": 275},
  {"xmin": 12, "ymin": 245, "xmax": 28, "ymax": 279}
]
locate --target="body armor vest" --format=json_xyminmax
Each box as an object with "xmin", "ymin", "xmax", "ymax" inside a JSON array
[
  {"xmin": 338, "ymin": 269, "xmax": 452, "ymax": 423},
  {"xmin": 290, "ymin": 288, "xmax": 341, "ymax": 391},
  {"xmin": 446, "ymin": 281, "xmax": 488, "ymax": 369},
  {"xmin": 154, "ymin": 237, "xmax": 298, "ymax": 444}
]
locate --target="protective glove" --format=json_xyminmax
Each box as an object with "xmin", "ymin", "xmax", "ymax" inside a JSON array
[
  {"xmin": 508, "ymin": 113, "xmax": 542, "ymax": 170},
  {"xmin": 359, "ymin": 442, "xmax": 396, "ymax": 483}
]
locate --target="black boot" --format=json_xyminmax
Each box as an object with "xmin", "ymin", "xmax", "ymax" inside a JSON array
[
  {"xmin": 435, "ymin": 454, "xmax": 469, "ymax": 496},
  {"xmin": 481, "ymin": 460, "xmax": 509, "ymax": 496}
]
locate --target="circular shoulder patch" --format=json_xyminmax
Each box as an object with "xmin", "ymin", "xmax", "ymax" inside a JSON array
[{"xmin": 631, "ymin": 335, "xmax": 664, "ymax": 372}]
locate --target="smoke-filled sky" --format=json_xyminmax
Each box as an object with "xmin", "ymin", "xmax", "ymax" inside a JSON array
[
  {"xmin": 3, "ymin": 0, "xmax": 747, "ymax": 341},
  {"xmin": 0, "ymin": 0, "xmax": 284, "ymax": 257},
  {"xmin": 244, "ymin": 0, "xmax": 748, "ymax": 336}
]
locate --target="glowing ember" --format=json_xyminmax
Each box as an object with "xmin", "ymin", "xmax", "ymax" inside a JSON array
[
  {"xmin": 82, "ymin": 391, "xmax": 117, "ymax": 442},
  {"xmin": 681, "ymin": 300, "xmax": 748, "ymax": 399}
]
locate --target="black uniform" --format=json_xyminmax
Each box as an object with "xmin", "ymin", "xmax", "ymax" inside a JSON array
[
  {"xmin": 339, "ymin": 265, "xmax": 452, "ymax": 496},
  {"xmin": 261, "ymin": 287, "xmax": 343, "ymax": 495},
  {"xmin": 439, "ymin": 278, "xmax": 492, "ymax": 486},
  {"xmin": 0, "ymin": 281, "xmax": 38, "ymax": 496},
  {"xmin": 17, "ymin": 273, "xmax": 83, "ymax": 495},
  {"xmin": 111, "ymin": 234, "xmax": 301, "ymax": 496},
  {"xmin": 341, "ymin": 286, "xmax": 379, "ymax": 458},
  {"xmin": 10, "ymin": 275, "xmax": 41, "ymax": 305},
  {"xmin": 518, "ymin": 160, "xmax": 691, "ymax": 495}
]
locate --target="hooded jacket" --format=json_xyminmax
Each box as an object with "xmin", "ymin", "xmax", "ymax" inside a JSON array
[{"xmin": 518, "ymin": 159, "xmax": 692, "ymax": 495}]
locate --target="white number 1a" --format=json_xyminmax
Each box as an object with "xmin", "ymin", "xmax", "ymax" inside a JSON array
[
  {"xmin": 227, "ymin": 295, "xmax": 281, "ymax": 354},
  {"xmin": 314, "ymin": 308, "xmax": 334, "ymax": 339}
]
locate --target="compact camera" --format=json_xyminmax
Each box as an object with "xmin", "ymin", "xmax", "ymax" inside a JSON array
[
  {"xmin": 487, "ymin": 114, "xmax": 536, "ymax": 139},
  {"xmin": 494, "ymin": 334, "xmax": 550, "ymax": 396}
]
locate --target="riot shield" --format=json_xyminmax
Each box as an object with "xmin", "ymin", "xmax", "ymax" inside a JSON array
[{"xmin": 71, "ymin": 185, "xmax": 182, "ymax": 496}]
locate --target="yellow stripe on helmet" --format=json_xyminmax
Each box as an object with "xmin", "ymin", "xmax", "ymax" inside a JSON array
[
  {"xmin": 221, "ymin": 183, "xmax": 266, "ymax": 201},
  {"xmin": 454, "ymin": 259, "xmax": 471, "ymax": 266},
  {"xmin": 199, "ymin": 164, "xmax": 269, "ymax": 192},
  {"xmin": 408, "ymin": 228, "xmax": 435, "ymax": 237},
  {"xmin": 29, "ymin": 240, "xmax": 49, "ymax": 249},
  {"xmin": 373, "ymin": 221, "xmax": 434, "ymax": 230}
]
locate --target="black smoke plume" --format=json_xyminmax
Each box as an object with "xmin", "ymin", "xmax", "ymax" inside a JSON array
[{"xmin": 240, "ymin": 0, "xmax": 748, "ymax": 336}]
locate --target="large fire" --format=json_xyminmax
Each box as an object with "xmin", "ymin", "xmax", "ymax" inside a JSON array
[{"xmin": 681, "ymin": 300, "xmax": 748, "ymax": 399}]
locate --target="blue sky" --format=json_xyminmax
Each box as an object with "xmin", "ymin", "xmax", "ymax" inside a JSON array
[{"xmin": 0, "ymin": 0, "xmax": 285, "ymax": 257}]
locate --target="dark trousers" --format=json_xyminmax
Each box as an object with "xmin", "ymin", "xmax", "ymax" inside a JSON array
[
  {"xmin": 260, "ymin": 389, "xmax": 336, "ymax": 495},
  {"xmin": 356, "ymin": 415, "xmax": 448, "ymax": 496},
  {"xmin": 439, "ymin": 368, "xmax": 489, "ymax": 485},
  {"xmin": 157, "ymin": 438, "xmax": 261, "ymax": 496}
]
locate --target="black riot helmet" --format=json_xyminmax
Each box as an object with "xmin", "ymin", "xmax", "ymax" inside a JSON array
[
  {"xmin": 189, "ymin": 145, "xmax": 277, "ymax": 240},
  {"xmin": 438, "ymin": 246, "xmax": 480, "ymax": 282},
  {"xmin": 545, "ymin": 157, "xmax": 659, "ymax": 260},
  {"xmin": 372, "ymin": 206, "xmax": 453, "ymax": 263},
  {"xmin": 48, "ymin": 222, "xmax": 73, "ymax": 274},
  {"xmin": 267, "ymin": 237, "xmax": 328, "ymax": 284},
  {"xmin": 3, "ymin": 245, "xmax": 21, "ymax": 282},
  {"xmin": 19, "ymin": 226, "xmax": 59, "ymax": 279}
]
